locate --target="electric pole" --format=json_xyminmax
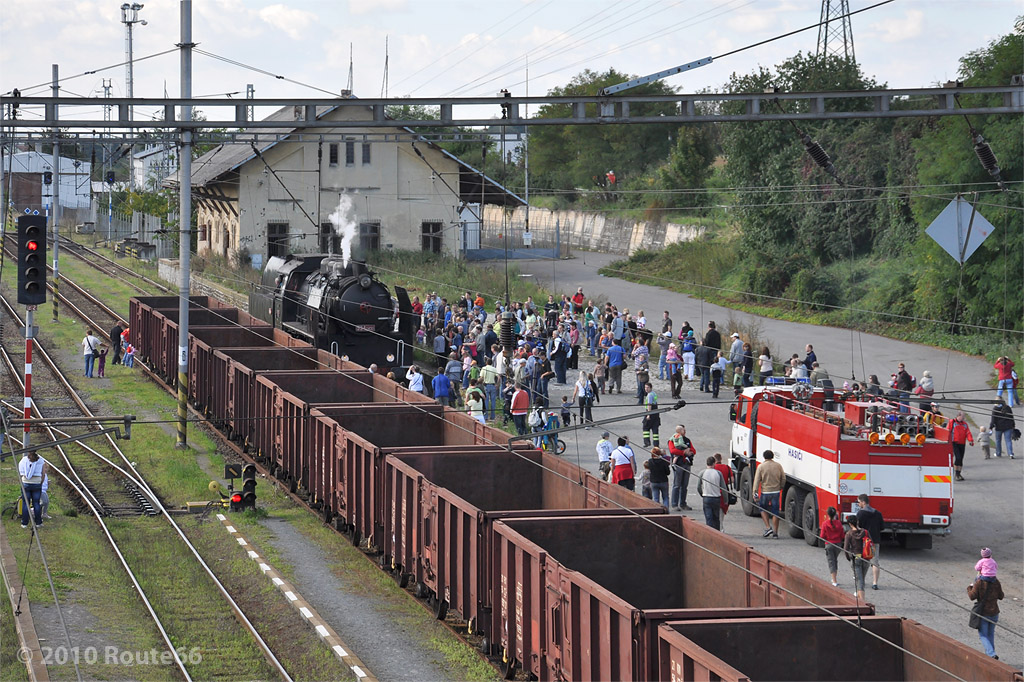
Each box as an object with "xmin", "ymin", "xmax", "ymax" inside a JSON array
[
  {"xmin": 176, "ymin": 0, "xmax": 193, "ymax": 449},
  {"xmin": 816, "ymin": 0, "xmax": 856, "ymax": 64},
  {"xmin": 51, "ymin": 65, "xmax": 60, "ymax": 322}
]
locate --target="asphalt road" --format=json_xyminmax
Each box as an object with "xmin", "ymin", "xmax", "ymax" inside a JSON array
[{"xmin": 497, "ymin": 251, "xmax": 1023, "ymax": 670}]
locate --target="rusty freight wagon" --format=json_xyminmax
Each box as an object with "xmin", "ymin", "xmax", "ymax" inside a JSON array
[
  {"xmin": 206, "ymin": 346, "xmax": 349, "ymax": 440},
  {"xmin": 129, "ymin": 295, "xmax": 212, "ymax": 364},
  {"xmin": 150, "ymin": 306, "xmax": 264, "ymax": 384},
  {"xmin": 188, "ymin": 326, "xmax": 275, "ymax": 412},
  {"xmin": 383, "ymin": 450, "xmax": 666, "ymax": 650},
  {"xmin": 250, "ymin": 370, "xmax": 379, "ymax": 485},
  {"xmin": 656, "ymin": 616, "xmax": 1022, "ymax": 682},
  {"xmin": 492, "ymin": 514, "xmax": 871, "ymax": 682},
  {"xmin": 307, "ymin": 404, "xmax": 510, "ymax": 545}
]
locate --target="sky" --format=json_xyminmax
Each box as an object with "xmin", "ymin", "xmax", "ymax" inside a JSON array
[{"xmin": 0, "ymin": 0, "xmax": 1020, "ymax": 124}]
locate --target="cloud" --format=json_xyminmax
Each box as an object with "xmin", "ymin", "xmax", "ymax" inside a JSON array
[
  {"xmin": 349, "ymin": 0, "xmax": 407, "ymax": 16},
  {"xmin": 868, "ymin": 9, "xmax": 924, "ymax": 43},
  {"xmin": 258, "ymin": 4, "xmax": 317, "ymax": 40}
]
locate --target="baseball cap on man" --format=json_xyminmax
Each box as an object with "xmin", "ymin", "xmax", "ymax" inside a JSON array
[{"xmin": 731, "ymin": 332, "xmax": 740, "ymax": 338}]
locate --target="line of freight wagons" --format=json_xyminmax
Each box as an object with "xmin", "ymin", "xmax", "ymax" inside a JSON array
[{"xmin": 130, "ymin": 295, "xmax": 1020, "ymax": 682}]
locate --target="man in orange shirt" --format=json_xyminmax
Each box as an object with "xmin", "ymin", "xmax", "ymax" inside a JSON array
[{"xmin": 510, "ymin": 383, "xmax": 530, "ymax": 435}]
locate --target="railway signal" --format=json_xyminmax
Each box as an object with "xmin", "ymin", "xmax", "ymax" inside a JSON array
[
  {"xmin": 240, "ymin": 464, "xmax": 257, "ymax": 510},
  {"xmin": 17, "ymin": 215, "xmax": 47, "ymax": 305}
]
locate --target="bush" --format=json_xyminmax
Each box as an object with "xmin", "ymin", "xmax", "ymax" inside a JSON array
[{"xmin": 787, "ymin": 269, "xmax": 841, "ymax": 310}]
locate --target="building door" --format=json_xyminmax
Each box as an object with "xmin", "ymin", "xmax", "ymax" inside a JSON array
[{"xmin": 421, "ymin": 221, "xmax": 442, "ymax": 254}]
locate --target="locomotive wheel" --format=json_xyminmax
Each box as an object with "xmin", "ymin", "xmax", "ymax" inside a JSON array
[
  {"xmin": 785, "ymin": 486, "xmax": 806, "ymax": 539},
  {"xmin": 739, "ymin": 467, "xmax": 758, "ymax": 517},
  {"xmin": 480, "ymin": 636, "xmax": 491, "ymax": 655},
  {"xmin": 350, "ymin": 527, "xmax": 362, "ymax": 547},
  {"xmin": 802, "ymin": 493, "xmax": 821, "ymax": 547},
  {"xmin": 288, "ymin": 477, "xmax": 298, "ymax": 494},
  {"xmin": 415, "ymin": 582, "xmax": 428, "ymax": 599},
  {"xmin": 435, "ymin": 598, "xmax": 448, "ymax": 620},
  {"xmin": 398, "ymin": 572, "xmax": 410, "ymax": 589}
]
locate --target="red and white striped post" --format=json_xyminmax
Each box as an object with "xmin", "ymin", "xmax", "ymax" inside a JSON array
[{"xmin": 23, "ymin": 307, "xmax": 34, "ymax": 449}]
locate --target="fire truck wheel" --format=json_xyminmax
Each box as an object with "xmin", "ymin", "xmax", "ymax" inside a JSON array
[
  {"xmin": 802, "ymin": 492, "xmax": 820, "ymax": 547},
  {"xmin": 785, "ymin": 486, "xmax": 806, "ymax": 538},
  {"xmin": 739, "ymin": 467, "xmax": 758, "ymax": 517}
]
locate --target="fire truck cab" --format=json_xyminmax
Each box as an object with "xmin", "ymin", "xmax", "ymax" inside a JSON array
[{"xmin": 729, "ymin": 384, "xmax": 953, "ymax": 549}]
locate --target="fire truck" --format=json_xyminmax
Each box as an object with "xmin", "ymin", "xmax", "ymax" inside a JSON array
[{"xmin": 729, "ymin": 383, "xmax": 953, "ymax": 549}]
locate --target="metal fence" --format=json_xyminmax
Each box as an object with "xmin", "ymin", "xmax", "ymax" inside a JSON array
[{"xmin": 477, "ymin": 214, "xmax": 569, "ymax": 258}]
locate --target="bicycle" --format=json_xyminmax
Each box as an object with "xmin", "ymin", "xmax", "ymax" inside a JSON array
[{"xmin": 540, "ymin": 433, "xmax": 566, "ymax": 455}]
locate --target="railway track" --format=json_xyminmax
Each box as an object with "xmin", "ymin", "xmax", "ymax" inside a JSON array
[
  {"xmin": 55, "ymin": 236, "xmax": 173, "ymax": 296},
  {"xmin": 0, "ymin": 292, "xmax": 292, "ymax": 681}
]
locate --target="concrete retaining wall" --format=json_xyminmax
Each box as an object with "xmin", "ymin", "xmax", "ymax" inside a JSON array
[
  {"xmin": 482, "ymin": 205, "xmax": 704, "ymax": 256},
  {"xmin": 158, "ymin": 258, "xmax": 249, "ymax": 311}
]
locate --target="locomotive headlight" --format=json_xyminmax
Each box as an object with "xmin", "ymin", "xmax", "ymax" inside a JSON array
[
  {"xmin": 387, "ymin": 354, "xmax": 395, "ymax": 362},
  {"xmin": 358, "ymin": 274, "xmax": 372, "ymax": 289}
]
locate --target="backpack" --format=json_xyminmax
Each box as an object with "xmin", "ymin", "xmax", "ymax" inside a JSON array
[
  {"xmin": 681, "ymin": 338, "xmax": 695, "ymax": 353},
  {"xmin": 861, "ymin": 534, "xmax": 874, "ymax": 561},
  {"xmin": 529, "ymin": 409, "xmax": 543, "ymax": 428}
]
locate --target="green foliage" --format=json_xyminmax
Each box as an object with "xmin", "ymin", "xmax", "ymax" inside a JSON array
[
  {"xmin": 909, "ymin": 25, "xmax": 1023, "ymax": 333},
  {"xmin": 530, "ymin": 68, "xmax": 678, "ymax": 192},
  {"xmin": 786, "ymin": 268, "xmax": 841, "ymax": 310},
  {"xmin": 720, "ymin": 52, "xmax": 894, "ymax": 264}
]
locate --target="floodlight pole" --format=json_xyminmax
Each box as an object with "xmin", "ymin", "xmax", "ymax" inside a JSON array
[{"xmin": 175, "ymin": 0, "xmax": 192, "ymax": 449}]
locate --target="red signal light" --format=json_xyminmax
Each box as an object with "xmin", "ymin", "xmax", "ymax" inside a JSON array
[
  {"xmin": 231, "ymin": 493, "xmax": 242, "ymax": 503},
  {"xmin": 27, "ymin": 241, "xmax": 38, "ymax": 251}
]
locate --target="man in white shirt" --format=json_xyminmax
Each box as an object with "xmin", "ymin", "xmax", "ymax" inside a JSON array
[
  {"xmin": 18, "ymin": 451, "xmax": 45, "ymax": 528},
  {"xmin": 610, "ymin": 437, "xmax": 637, "ymax": 491},
  {"xmin": 595, "ymin": 432, "xmax": 614, "ymax": 479},
  {"xmin": 405, "ymin": 365, "xmax": 425, "ymax": 393}
]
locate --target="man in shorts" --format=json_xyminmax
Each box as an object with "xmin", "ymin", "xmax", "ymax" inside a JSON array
[{"xmin": 752, "ymin": 449, "xmax": 785, "ymax": 538}]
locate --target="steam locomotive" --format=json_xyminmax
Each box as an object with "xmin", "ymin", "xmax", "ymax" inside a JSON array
[{"xmin": 249, "ymin": 254, "xmax": 415, "ymax": 370}]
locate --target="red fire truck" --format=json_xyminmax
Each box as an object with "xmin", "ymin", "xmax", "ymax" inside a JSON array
[{"xmin": 729, "ymin": 384, "xmax": 953, "ymax": 549}]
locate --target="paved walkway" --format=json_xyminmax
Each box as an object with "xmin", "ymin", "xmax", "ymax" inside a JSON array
[{"xmin": 492, "ymin": 252, "xmax": 1022, "ymax": 669}]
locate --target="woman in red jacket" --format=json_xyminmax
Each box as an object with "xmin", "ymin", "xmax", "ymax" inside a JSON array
[{"xmin": 820, "ymin": 506, "xmax": 846, "ymax": 587}]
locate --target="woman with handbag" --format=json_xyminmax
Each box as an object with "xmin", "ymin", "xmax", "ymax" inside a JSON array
[{"xmin": 967, "ymin": 548, "xmax": 1004, "ymax": 659}]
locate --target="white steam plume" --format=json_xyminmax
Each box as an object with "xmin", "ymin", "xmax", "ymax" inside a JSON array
[{"xmin": 328, "ymin": 195, "xmax": 358, "ymax": 267}]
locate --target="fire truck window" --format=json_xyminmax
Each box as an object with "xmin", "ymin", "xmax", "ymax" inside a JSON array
[{"xmin": 737, "ymin": 398, "xmax": 748, "ymax": 424}]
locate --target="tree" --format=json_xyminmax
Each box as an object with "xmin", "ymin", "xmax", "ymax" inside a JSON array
[
  {"xmin": 718, "ymin": 52, "xmax": 893, "ymax": 293},
  {"xmin": 529, "ymin": 69, "xmax": 679, "ymax": 194},
  {"xmin": 909, "ymin": 22, "xmax": 1023, "ymax": 333}
]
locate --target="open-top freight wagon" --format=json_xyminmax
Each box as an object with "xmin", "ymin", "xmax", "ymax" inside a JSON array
[{"xmin": 130, "ymin": 295, "xmax": 1014, "ymax": 679}]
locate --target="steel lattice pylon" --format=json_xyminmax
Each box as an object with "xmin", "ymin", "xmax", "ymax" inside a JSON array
[{"xmin": 817, "ymin": 0, "xmax": 856, "ymax": 63}]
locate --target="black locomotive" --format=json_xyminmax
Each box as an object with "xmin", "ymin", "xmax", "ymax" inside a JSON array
[{"xmin": 249, "ymin": 254, "xmax": 415, "ymax": 370}]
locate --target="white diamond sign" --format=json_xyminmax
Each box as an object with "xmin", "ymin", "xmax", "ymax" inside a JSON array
[{"xmin": 925, "ymin": 196, "xmax": 995, "ymax": 264}]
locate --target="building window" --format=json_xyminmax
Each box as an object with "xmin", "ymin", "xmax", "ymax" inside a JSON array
[
  {"xmin": 198, "ymin": 223, "xmax": 208, "ymax": 242},
  {"xmin": 345, "ymin": 139, "xmax": 355, "ymax": 166},
  {"xmin": 421, "ymin": 221, "xmax": 443, "ymax": 254},
  {"xmin": 320, "ymin": 222, "xmax": 340, "ymax": 254},
  {"xmin": 267, "ymin": 222, "xmax": 289, "ymax": 258},
  {"xmin": 328, "ymin": 143, "xmax": 339, "ymax": 166},
  {"xmin": 361, "ymin": 142, "xmax": 371, "ymax": 166},
  {"xmin": 358, "ymin": 221, "xmax": 380, "ymax": 252}
]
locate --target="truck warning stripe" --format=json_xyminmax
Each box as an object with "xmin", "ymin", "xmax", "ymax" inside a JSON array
[
  {"xmin": 839, "ymin": 472, "xmax": 867, "ymax": 480},
  {"xmin": 924, "ymin": 475, "xmax": 951, "ymax": 483}
]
